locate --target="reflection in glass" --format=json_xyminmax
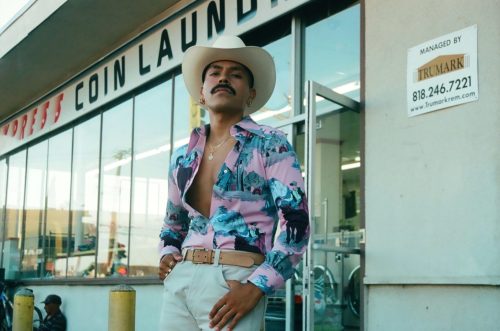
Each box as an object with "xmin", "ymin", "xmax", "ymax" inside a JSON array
[
  {"xmin": 131, "ymin": 81, "xmax": 172, "ymax": 277},
  {"xmin": 297, "ymin": 108, "xmax": 361, "ymax": 329},
  {"xmin": 69, "ymin": 116, "xmax": 100, "ymax": 278},
  {"xmin": 251, "ymin": 34, "xmax": 292, "ymax": 127},
  {"xmin": 45, "ymin": 130, "xmax": 72, "ymax": 278},
  {"xmin": 305, "ymin": 4, "xmax": 360, "ymax": 104},
  {"xmin": 173, "ymin": 73, "xmax": 208, "ymax": 147},
  {"xmin": 21, "ymin": 142, "xmax": 48, "ymax": 278},
  {"xmin": 98, "ymin": 100, "xmax": 133, "ymax": 277},
  {"xmin": 0, "ymin": 159, "xmax": 7, "ymax": 257},
  {"xmin": 4, "ymin": 151, "xmax": 26, "ymax": 279}
]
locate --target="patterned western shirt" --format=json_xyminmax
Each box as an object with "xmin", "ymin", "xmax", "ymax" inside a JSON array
[{"xmin": 159, "ymin": 116, "xmax": 309, "ymax": 294}]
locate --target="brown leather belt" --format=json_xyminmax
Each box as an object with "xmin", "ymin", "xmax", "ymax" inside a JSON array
[{"xmin": 183, "ymin": 248, "xmax": 264, "ymax": 268}]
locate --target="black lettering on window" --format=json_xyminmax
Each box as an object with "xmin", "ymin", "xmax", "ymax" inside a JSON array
[
  {"xmin": 181, "ymin": 11, "xmax": 197, "ymax": 52},
  {"xmin": 114, "ymin": 56, "xmax": 126, "ymax": 91},
  {"xmin": 89, "ymin": 74, "xmax": 98, "ymax": 104},
  {"xmin": 158, "ymin": 29, "xmax": 173, "ymax": 67},
  {"xmin": 139, "ymin": 44, "xmax": 151, "ymax": 75},
  {"xmin": 237, "ymin": 0, "xmax": 257, "ymax": 23},
  {"xmin": 75, "ymin": 81, "xmax": 84, "ymax": 110},
  {"xmin": 207, "ymin": 0, "xmax": 225, "ymax": 39}
]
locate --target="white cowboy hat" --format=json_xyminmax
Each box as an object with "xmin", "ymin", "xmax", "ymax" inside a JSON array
[{"xmin": 182, "ymin": 35, "xmax": 276, "ymax": 115}]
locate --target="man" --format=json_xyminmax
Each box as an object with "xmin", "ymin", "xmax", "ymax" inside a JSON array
[
  {"xmin": 159, "ymin": 35, "xmax": 309, "ymax": 331},
  {"xmin": 37, "ymin": 294, "xmax": 66, "ymax": 331}
]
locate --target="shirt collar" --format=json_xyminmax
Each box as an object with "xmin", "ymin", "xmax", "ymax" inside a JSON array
[{"xmin": 193, "ymin": 116, "xmax": 265, "ymax": 138}]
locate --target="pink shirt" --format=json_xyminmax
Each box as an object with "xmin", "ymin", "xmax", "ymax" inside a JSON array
[{"xmin": 159, "ymin": 116, "xmax": 309, "ymax": 294}]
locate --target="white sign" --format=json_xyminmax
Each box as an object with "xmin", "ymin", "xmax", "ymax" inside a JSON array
[
  {"xmin": 0, "ymin": 0, "xmax": 310, "ymax": 156},
  {"xmin": 407, "ymin": 25, "xmax": 478, "ymax": 117}
]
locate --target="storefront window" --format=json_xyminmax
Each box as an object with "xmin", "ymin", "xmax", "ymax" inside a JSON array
[
  {"xmin": 251, "ymin": 34, "xmax": 292, "ymax": 127},
  {"xmin": 173, "ymin": 73, "xmax": 209, "ymax": 147},
  {"xmin": 301, "ymin": 4, "xmax": 361, "ymax": 330},
  {"xmin": 130, "ymin": 81, "xmax": 172, "ymax": 277},
  {"xmin": 4, "ymin": 151, "xmax": 26, "ymax": 279},
  {"xmin": 305, "ymin": 4, "xmax": 360, "ymax": 103},
  {"xmin": 69, "ymin": 116, "xmax": 101, "ymax": 278},
  {"xmin": 97, "ymin": 100, "xmax": 133, "ymax": 277},
  {"xmin": 44, "ymin": 130, "xmax": 72, "ymax": 278},
  {"xmin": 20, "ymin": 141, "xmax": 48, "ymax": 278}
]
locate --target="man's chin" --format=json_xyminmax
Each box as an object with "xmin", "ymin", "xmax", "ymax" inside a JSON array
[{"xmin": 209, "ymin": 105, "xmax": 245, "ymax": 116}]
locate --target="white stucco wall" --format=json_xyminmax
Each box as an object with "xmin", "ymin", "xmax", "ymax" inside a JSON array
[
  {"xmin": 30, "ymin": 284, "xmax": 163, "ymax": 331},
  {"xmin": 365, "ymin": 0, "xmax": 500, "ymax": 330}
]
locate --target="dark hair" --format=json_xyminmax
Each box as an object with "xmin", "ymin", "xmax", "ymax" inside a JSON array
[{"xmin": 201, "ymin": 62, "xmax": 254, "ymax": 88}]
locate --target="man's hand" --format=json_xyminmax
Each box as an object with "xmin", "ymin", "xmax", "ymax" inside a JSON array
[
  {"xmin": 159, "ymin": 252, "xmax": 183, "ymax": 280},
  {"xmin": 209, "ymin": 281, "xmax": 264, "ymax": 331}
]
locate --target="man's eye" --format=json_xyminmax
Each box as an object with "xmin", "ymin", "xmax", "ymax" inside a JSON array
[
  {"xmin": 232, "ymin": 73, "xmax": 242, "ymax": 78},
  {"xmin": 209, "ymin": 72, "xmax": 220, "ymax": 76}
]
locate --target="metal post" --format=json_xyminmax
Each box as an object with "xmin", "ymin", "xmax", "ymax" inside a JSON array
[
  {"xmin": 12, "ymin": 288, "xmax": 34, "ymax": 331},
  {"xmin": 109, "ymin": 284, "xmax": 135, "ymax": 331}
]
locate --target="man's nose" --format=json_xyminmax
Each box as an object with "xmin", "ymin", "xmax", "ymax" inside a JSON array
[
  {"xmin": 218, "ymin": 70, "xmax": 230, "ymax": 83},
  {"xmin": 218, "ymin": 76, "xmax": 229, "ymax": 83}
]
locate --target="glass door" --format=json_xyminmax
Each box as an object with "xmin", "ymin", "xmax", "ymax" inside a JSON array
[{"xmin": 302, "ymin": 81, "xmax": 362, "ymax": 331}]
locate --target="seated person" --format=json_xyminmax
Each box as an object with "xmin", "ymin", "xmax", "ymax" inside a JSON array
[{"xmin": 37, "ymin": 294, "xmax": 66, "ymax": 331}]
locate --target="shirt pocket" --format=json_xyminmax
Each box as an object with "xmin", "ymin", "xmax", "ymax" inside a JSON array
[{"xmin": 215, "ymin": 165, "xmax": 267, "ymax": 200}]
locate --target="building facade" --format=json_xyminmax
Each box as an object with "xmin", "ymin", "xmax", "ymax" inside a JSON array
[{"xmin": 0, "ymin": 0, "xmax": 498, "ymax": 330}]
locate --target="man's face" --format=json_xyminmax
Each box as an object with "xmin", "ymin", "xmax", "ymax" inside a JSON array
[
  {"xmin": 200, "ymin": 60, "xmax": 256, "ymax": 115},
  {"xmin": 44, "ymin": 302, "xmax": 58, "ymax": 316}
]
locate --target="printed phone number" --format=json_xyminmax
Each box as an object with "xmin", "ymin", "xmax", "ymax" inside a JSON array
[{"xmin": 412, "ymin": 76, "xmax": 472, "ymax": 101}]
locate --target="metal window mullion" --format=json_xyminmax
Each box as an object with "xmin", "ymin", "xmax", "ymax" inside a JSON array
[
  {"xmin": 304, "ymin": 80, "xmax": 317, "ymax": 331},
  {"xmin": 41, "ymin": 141, "xmax": 50, "ymax": 279},
  {"xmin": 127, "ymin": 98, "xmax": 136, "ymax": 277},
  {"xmin": 1, "ymin": 158, "xmax": 10, "ymax": 270},
  {"xmin": 169, "ymin": 74, "xmax": 176, "ymax": 160},
  {"xmin": 285, "ymin": 14, "xmax": 305, "ymax": 331},
  {"xmin": 66, "ymin": 128, "xmax": 76, "ymax": 278},
  {"xmin": 18, "ymin": 150, "xmax": 28, "ymax": 279},
  {"xmin": 291, "ymin": 15, "xmax": 304, "ymax": 118},
  {"xmin": 94, "ymin": 112, "xmax": 104, "ymax": 278}
]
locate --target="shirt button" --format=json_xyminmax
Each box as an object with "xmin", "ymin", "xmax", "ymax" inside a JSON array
[{"xmin": 223, "ymin": 169, "xmax": 228, "ymax": 173}]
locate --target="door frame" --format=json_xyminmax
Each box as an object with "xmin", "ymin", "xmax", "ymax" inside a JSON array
[{"xmin": 303, "ymin": 80, "xmax": 360, "ymax": 331}]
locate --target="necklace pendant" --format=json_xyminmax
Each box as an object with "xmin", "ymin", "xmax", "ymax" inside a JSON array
[{"xmin": 208, "ymin": 152, "xmax": 214, "ymax": 161}]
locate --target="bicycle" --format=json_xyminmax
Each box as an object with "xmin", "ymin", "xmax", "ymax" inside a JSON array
[{"xmin": 0, "ymin": 281, "xmax": 43, "ymax": 331}]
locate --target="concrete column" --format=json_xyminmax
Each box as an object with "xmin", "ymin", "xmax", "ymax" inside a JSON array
[
  {"xmin": 12, "ymin": 288, "xmax": 34, "ymax": 331},
  {"xmin": 109, "ymin": 284, "xmax": 135, "ymax": 331}
]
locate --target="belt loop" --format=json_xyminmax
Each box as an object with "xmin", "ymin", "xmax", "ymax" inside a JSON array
[
  {"xmin": 182, "ymin": 248, "xmax": 188, "ymax": 260},
  {"xmin": 213, "ymin": 249, "xmax": 221, "ymax": 266}
]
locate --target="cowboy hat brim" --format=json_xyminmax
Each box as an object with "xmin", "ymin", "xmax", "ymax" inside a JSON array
[{"xmin": 182, "ymin": 36, "xmax": 276, "ymax": 116}]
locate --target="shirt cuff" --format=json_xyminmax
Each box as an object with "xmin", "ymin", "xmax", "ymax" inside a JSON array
[
  {"xmin": 159, "ymin": 245, "xmax": 181, "ymax": 260},
  {"xmin": 247, "ymin": 262, "xmax": 285, "ymax": 295}
]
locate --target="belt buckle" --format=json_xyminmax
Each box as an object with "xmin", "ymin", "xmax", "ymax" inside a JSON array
[{"xmin": 191, "ymin": 249, "xmax": 212, "ymax": 264}]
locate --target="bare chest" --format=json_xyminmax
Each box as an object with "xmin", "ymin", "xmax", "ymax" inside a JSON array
[{"xmin": 185, "ymin": 140, "xmax": 236, "ymax": 217}]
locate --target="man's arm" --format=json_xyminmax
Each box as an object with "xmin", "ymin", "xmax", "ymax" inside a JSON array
[
  {"xmin": 158, "ymin": 148, "xmax": 190, "ymax": 276},
  {"xmin": 247, "ymin": 130, "xmax": 310, "ymax": 294}
]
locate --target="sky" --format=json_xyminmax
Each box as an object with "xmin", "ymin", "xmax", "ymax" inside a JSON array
[{"xmin": 0, "ymin": 0, "xmax": 30, "ymax": 31}]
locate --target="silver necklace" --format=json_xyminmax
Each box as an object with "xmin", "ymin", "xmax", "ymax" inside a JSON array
[{"xmin": 207, "ymin": 135, "xmax": 231, "ymax": 161}]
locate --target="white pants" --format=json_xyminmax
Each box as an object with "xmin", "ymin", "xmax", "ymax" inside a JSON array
[{"xmin": 159, "ymin": 260, "xmax": 266, "ymax": 331}]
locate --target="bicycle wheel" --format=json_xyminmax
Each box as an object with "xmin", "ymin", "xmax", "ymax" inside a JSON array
[
  {"xmin": 33, "ymin": 306, "xmax": 43, "ymax": 329},
  {"xmin": 1, "ymin": 302, "xmax": 12, "ymax": 331}
]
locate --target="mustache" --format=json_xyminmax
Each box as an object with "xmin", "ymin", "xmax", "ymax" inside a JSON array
[{"xmin": 211, "ymin": 83, "xmax": 236, "ymax": 95}]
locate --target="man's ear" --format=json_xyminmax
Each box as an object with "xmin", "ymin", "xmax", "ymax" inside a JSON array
[
  {"xmin": 199, "ymin": 86, "xmax": 206, "ymax": 104},
  {"xmin": 250, "ymin": 88, "xmax": 256, "ymax": 99}
]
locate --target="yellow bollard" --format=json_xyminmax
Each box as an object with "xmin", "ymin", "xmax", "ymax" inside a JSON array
[
  {"xmin": 12, "ymin": 288, "xmax": 34, "ymax": 331},
  {"xmin": 109, "ymin": 284, "xmax": 135, "ymax": 331}
]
